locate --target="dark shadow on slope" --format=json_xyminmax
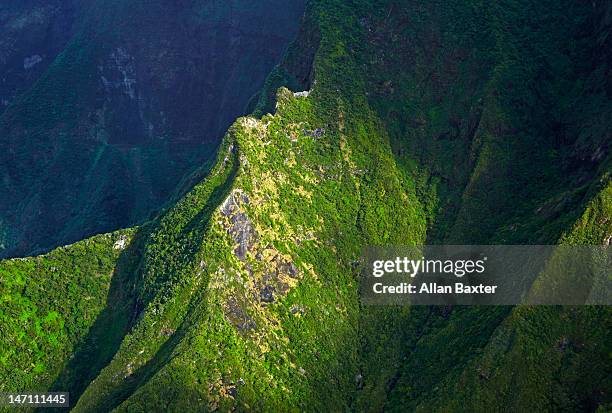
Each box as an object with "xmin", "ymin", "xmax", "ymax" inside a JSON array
[
  {"xmin": 44, "ymin": 226, "xmax": 149, "ymax": 413},
  {"xmin": 251, "ymin": 5, "xmax": 321, "ymax": 117},
  {"xmin": 380, "ymin": 306, "xmax": 512, "ymax": 412},
  {"xmin": 77, "ymin": 150, "xmax": 239, "ymax": 413}
]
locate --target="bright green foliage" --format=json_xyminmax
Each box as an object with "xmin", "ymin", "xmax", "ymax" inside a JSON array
[
  {"xmin": 0, "ymin": 0, "xmax": 610, "ymax": 412},
  {"xmin": 71, "ymin": 7, "xmax": 429, "ymax": 405},
  {"xmin": 0, "ymin": 229, "xmax": 136, "ymax": 394}
]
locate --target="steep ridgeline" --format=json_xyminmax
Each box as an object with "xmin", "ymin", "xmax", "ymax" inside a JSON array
[
  {"xmin": 0, "ymin": 0, "xmax": 611, "ymax": 412},
  {"xmin": 0, "ymin": 0, "xmax": 305, "ymax": 258}
]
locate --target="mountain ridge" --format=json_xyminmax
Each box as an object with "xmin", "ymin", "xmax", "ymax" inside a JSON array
[
  {"xmin": 0, "ymin": 0, "xmax": 610, "ymax": 411},
  {"xmin": 0, "ymin": 0, "xmax": 305, "ymax": 259}
]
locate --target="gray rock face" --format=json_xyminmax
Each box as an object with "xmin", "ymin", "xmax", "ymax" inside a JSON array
[
  {"xmin": 23, "ymin": 54, "xmax": 43, "ymax": 70},
  {"xmin": 259, "ymin": 285, "xmax": 275, "ymax": 303},
  {"xmin": 225, "ymin": 296, "xmax": 256, "ymax": 332},
  {"xmin": 220, "ymin": 190, "xmax": 256, "ymax": 261},
  {"xmin": 219, "ymin": 188, "xmax": 302, "ymax": 308}
]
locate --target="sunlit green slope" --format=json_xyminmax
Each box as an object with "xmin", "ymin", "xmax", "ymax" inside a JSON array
[{"xmin": 0, "ymin": 0, "xmax": 610, "ymax": 412}]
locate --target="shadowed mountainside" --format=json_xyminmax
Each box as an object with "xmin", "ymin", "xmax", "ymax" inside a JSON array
[
  {"xmin": 0, "ymin": 0, "xmax": 78, "ymax": 114},
  {"xmin": 0, "ymin": 0, "xmax": 610, "ymax": 411},
  {"xmin": 0, "ymin": 0, "xmax": 305, "ymax": 258}
]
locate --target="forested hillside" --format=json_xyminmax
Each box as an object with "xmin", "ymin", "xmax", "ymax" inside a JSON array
[{"xmin": 0, "ymin": 0, "xmax": 610, "ymax": 411}]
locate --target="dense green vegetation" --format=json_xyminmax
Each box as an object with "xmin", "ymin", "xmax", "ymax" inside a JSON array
[
  {"xmin": 0, "ymin": 0, "xmax": 610, "ymax": 411},
  {"xmin": 0, "ymin": 229, "xmax": 138, "ymax": 394},
  {"xmin": 354, "ymin": 1, "xmax": 612, "ymax": 411}
]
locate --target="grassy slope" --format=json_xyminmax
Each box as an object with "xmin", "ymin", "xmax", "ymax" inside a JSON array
[
  {"xmin": 72, "ymin": 2, "xmax": 427, "ymax": 409},
  {"xmin": 0, "ymin": 229, "xmax": 138, "ymax": 395},
  {"xmin": 0, "ymin": 0, "xmax": 609, "ymax": 412},
  {"xmin": 384, "ymin": 185, "xmax": 612, "ymax": 413}
]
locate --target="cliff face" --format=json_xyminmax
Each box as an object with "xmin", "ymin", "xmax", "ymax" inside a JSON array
[
  {"xmin": 0, "ymin": 0, "xmax": 610, "ymax": 412},
  {"xmin": 0, "ymin": 0, "xmax": 305, "ymax": 258}
]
